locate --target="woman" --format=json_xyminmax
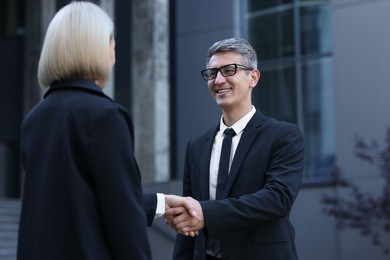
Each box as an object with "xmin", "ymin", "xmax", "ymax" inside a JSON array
[{"xmin": 17, "ymin": 2, "xmax": 151, "ymax": 259}]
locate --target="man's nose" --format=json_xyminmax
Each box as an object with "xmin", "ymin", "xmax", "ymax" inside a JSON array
[{"xmin": 214, "ymin": 71, "xmax": 226, "ymax": 83}]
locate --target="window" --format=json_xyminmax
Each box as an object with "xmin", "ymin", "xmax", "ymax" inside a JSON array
[
  {"xmin": 245, "ymin": 0, "xmax": 335, "ymax": 182},
  {"xmin": 0, "ymin": 0, "xmax": 25, "ymax": 37}
]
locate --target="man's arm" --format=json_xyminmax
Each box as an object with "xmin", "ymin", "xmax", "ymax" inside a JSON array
[{"xmin": 143, "ymin": 193, "xmax": 159, "ymax": 226}]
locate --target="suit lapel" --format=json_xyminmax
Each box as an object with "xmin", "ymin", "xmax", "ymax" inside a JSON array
[
  {"xmin": 222, "ymin": 111, "xmax": 266, "ymax": 198},
  {"xmin": 199, "ymin": 127, "xmax": 218, "ymax": 200}
]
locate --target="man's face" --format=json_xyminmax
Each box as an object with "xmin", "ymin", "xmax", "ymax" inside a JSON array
[{"xmin": 207, "ymin": 51, "xmax": 260, "ymax": 112}]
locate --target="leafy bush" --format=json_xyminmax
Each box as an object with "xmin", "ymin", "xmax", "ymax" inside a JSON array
[{"xmin": 322, "ymin": 128, "xmax": 390, "ymax": 255}]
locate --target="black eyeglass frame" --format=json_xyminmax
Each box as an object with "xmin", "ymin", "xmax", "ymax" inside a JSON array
[{"xmin": 201, "ymin": 63, "xmax": 253, "ymax": 81}]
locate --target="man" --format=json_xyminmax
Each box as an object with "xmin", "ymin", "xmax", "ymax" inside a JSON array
[{"xmin": 166, "ymin": 38, "xmax": 305, "ymax": 260}]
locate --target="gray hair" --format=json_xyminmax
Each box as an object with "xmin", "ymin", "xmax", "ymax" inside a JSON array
[{"xmin": 206, "ymin": 38, "xmax": 258, "ymax": 69}]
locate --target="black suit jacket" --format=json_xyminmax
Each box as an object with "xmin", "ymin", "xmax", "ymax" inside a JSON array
[
  {"xmin": 17, "ymin": 78, "xmax": 154, "ymax": 260},
  {"xmin": 173, "ymin": 110, "xmax": 304, "ymax": 260}
]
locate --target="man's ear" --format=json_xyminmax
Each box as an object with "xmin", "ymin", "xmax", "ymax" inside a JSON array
[{"xmin": 249, "ymin": 69, "xmax": 260, "ymax": 89}]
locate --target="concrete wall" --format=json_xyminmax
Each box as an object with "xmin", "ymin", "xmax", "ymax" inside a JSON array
[
  {"xmin": 329, "ymin": 0, "xmax": 390, "ymax": 259},
  {"xmin": 131, "ymin": 0, "xmax": 171, "ymax": 183},
  {"xmin": 293, "ymin": 1, "xmax": 390, "ymax": 259},
  {"xmin": 174, "ymin": 0, "xmax": 239, "ymax": 177}
]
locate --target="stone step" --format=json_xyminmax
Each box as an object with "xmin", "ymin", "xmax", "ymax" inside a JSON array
[{"xmin": 0, "ymin": 199, "xmax": 21, "ymax": 260}]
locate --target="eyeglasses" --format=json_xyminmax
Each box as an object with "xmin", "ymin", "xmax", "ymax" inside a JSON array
[{"xmin": 201, "ymin": 63, "xmax": 253, "ymax": 81}]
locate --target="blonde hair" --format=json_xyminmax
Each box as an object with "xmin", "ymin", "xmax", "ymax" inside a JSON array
[{"xmin": 38, "ymin": 1, "xmax": 114, "ymax": 88}]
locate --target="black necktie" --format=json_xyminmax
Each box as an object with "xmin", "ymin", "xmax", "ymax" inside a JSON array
[{"xmin": 216, "ymin": 128, "xmax": 236, "ymax": 199}]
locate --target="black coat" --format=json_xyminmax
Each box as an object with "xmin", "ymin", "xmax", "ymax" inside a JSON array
[
  {"xmin": 18, "ymin": 78, "xmax": 153, "ymax": 260},
  {"xmin": 173, "ymin": 110, "xmax": 305, "ymax": 260}
]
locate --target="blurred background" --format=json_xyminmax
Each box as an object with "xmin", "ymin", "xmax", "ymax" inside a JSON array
[{"xmin": 1, "ymin": 0, "xmax": 389, "ymax": 259}]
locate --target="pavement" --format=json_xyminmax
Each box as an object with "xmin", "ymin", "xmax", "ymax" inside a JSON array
[{"xmin": 0, "ymin": 199, "xmax": 20, "ymax": 260}]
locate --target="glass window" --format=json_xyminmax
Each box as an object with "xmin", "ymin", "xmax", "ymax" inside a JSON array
[
  {"xmin": 248, "ymin": 0, "xmax": 292, "ymax": 11},
  {"xmin": 300, "ymin": 4, "xmax": 331, "ymax": 55},
  {"xmin": 0, "ymin": 0, "xmax": 25, "ymax": 37},
  {"xmin": 253, "ymin": 66, "xmax": 297, "ymax": 123},
  {"xmin": 302, "ymin": 58, "xmax": 335, "ymax": 180},
  {"xmin": 246, "ymin": 0, "xmax": 334, "ymax": 182},
  {"xmin": 249, "ymin": 9, "xmax": 294, "ymax": 61}
]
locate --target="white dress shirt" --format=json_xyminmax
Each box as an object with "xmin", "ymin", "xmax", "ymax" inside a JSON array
[{"xmin": 209, "ymin": 106, "xmax": 256, "ymax": 200}]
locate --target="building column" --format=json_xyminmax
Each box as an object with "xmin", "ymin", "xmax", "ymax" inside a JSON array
[{"xmin": 132, "ymin": 0, "xmax": 170, "ymax": 183}]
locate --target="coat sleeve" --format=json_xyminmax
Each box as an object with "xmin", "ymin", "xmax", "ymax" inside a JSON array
[
  {"xmin": 172, "ymin": 142, "xmax": 196, "ymax": 260},
  {"xmin": 143, "ymin": 193, "xmax": 157, "ymax": 226},
  {"xmin": 87, "ymin": 108, "xmax": 151, "ymax": 260}
]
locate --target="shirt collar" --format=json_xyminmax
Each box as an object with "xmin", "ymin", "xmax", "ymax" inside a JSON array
[{"xmin": 219, "ymin": 106, "xmax": 256, "ymax": 134}]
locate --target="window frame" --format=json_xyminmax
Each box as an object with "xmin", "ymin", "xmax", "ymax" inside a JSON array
[{"xmin": 242, "ymin": 0, "xmax": 335, "ymax": 185}]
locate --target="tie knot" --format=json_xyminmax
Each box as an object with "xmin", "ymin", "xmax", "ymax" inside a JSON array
[{"xmin": 224, "ymin": 128, "xmax": 236, "ymax": 137}]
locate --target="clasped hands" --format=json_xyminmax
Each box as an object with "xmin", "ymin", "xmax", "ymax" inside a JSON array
[{"xmin": 164, "ymin": 195, "xmax": 204, "ymax": 237}]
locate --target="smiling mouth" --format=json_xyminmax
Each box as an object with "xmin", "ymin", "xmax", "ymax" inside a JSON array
[{"xmin": 215, "ymin": 88, "xmax": 232, "ymax": 94}]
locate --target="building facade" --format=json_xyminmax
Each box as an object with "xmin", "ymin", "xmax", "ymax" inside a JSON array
[{"xmin": 0, "ymin": 0, "xmax": 389, "ymax": 259}]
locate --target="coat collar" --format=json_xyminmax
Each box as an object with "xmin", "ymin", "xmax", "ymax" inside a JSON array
[
  {"xmin": 222, "ymin": 110, "xmax": 265, "ymax": 197},
  {"xmin": 199, "ymin": 110, "xmax": 267, "ymax": 199},
  {"xmin": 44, "ymin": 78, "xmax": 112, "ymax": 101},
  {"xmin": 199, "ymin": 127, "xmax": 219, "ymax": 200}
]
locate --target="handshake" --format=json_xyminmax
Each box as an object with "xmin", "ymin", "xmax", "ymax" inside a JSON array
[{"xmin": 163, "ymin": 195, "xmax": 204, "ymax": 237}]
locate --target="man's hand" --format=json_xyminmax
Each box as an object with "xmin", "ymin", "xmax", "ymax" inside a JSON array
[
  {"xmin": 164, "ymin": 195, "xmax": 204, "ymax": 236},
  {"xmin": 164, "ymin": 194, "xmax": 196, "ymax": 216}
]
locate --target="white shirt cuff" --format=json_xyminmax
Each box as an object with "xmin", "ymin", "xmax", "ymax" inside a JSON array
[{"xmin": 155, "ymin": 193, "xmax": 165, "ymax": 218}]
